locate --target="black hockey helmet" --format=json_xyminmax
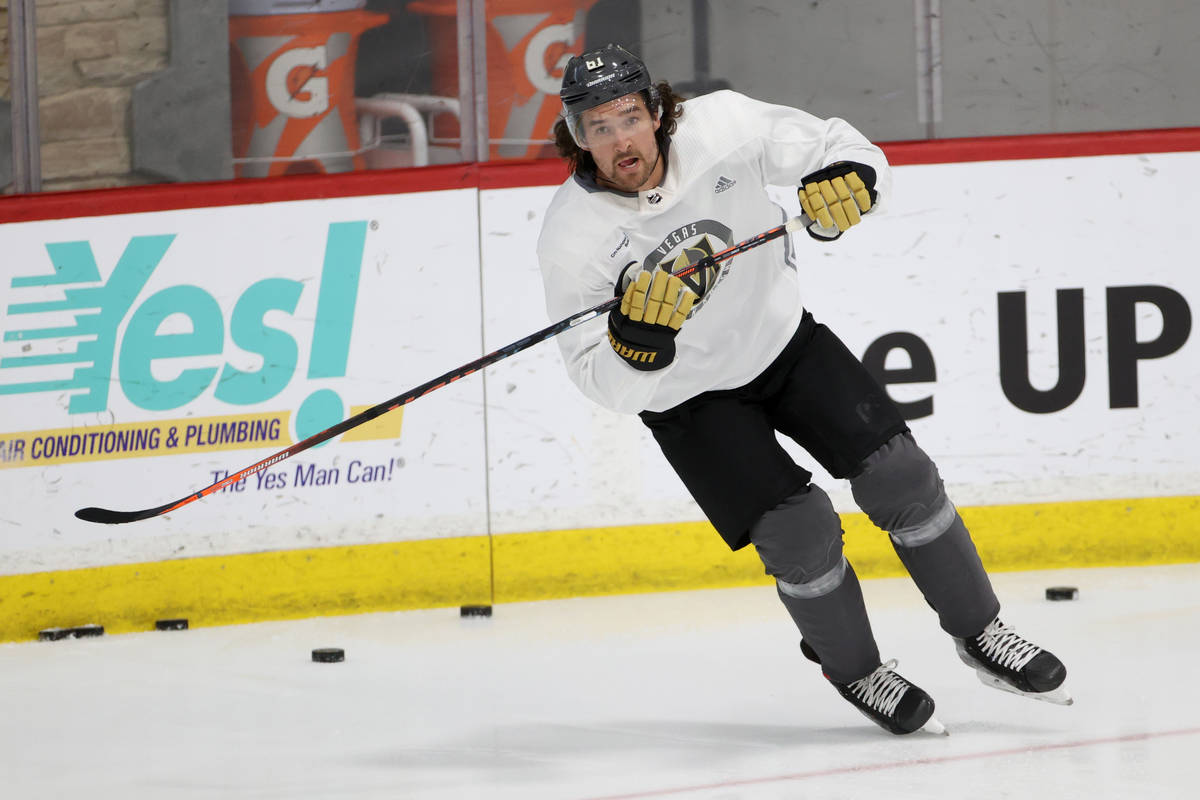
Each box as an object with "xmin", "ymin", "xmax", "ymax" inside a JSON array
[{"xmin": 560, "ymin": 44, "xmax": 658, "ymax": 147}]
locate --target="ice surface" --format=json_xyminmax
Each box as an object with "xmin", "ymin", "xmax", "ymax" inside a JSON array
[{"xmin": 1, "ymin": 564, "xmax": 1197, "ymax": 799}]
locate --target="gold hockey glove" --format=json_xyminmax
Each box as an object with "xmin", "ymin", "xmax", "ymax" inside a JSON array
[
  {"xmin": 608, "ymin": 268, "xmax": 697, "ymax": 371},
  {"xmin": 798, "ymin": 161, "xmax": 878, "ymax": 241}
]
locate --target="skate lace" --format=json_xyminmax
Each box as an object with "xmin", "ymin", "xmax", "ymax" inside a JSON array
[
  {"xmin": 975, "ymin": 619, "xmax": 1041, "ymax": 670},
  {"xmin": 847, "ymin": 659, "xmax": 909, "ymax": 716}
]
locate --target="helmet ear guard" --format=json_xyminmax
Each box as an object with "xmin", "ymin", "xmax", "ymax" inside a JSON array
[{"xmin": 647, "ymin": 84, "xmax": 663, "ymax": 119}]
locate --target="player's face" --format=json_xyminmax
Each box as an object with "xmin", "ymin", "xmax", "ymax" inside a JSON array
[{"xmin": 579, "ymin": 94, "xmax": 663, "ymax": 193}]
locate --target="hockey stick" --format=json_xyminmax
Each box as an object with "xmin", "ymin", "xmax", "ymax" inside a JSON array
[{"xmin": 75, "ymin": 215, "xmax": 809, "ymax": 524}]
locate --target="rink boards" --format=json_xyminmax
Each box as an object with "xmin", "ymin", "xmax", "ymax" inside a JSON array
[{"xmin": 1, "ymin": 135, "xmax": 1197, "ymax": 641}]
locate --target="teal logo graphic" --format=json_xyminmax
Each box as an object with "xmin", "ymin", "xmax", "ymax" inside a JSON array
[{"xmin": 1, "ymin": 221, "xmax": 368, "ymax": 440}]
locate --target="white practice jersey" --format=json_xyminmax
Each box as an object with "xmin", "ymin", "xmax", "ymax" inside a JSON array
[{"xmin": 536, "ymin": 90, "xmax": 892, "ymax": 414}]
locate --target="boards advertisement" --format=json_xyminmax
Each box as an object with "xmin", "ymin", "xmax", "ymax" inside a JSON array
[
  {"xmin": 1, "ymin": 191, "xmax": 488, "ymax": 575},
  {"xmin": 478, "ymin": 153, "xmax": 1198, "ymax": 534},
  {"xmin": 0, "ymin": 147, "xmax": 1195, "ymax": 639}
]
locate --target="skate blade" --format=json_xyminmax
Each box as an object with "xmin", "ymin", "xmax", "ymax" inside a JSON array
[
  {"xmin": 975, "ymin": 669, "xmax": 1074, "ymax": 706},
  {"xmin": 922, "ymin": 714, "xmax": 949, "ymax": 736}
]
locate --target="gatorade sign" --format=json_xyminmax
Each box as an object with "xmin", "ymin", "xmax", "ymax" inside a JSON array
[
  {"xmin": 229, "ymin": 6, "xmax": 388, "ymax": 176},
  {"xmin": 265, "ymin": 45, "xmax": 330, "ymax": 117},
  {"xmin": 408, "ymin": 0, "xmax": 599, "ymax": 159}
]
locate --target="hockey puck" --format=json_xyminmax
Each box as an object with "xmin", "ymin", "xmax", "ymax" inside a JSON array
[
  {"xmin": 155, "ymin": 619, "xmax": 189, "ymax": 631},
  {"xmin": 312, "ymin": 648, "xmax": 345, "ymax": 663},
  {"xmin": 1045, "ymin": 586, "xmax": 1079, "ymax": 601},
  {"xmin": 460, "ymin": 605, "xmax": 493, "ymax": 618},
  {"xmin": 38, "ymin": 624, "xmax": 105, "ymax": 641}
]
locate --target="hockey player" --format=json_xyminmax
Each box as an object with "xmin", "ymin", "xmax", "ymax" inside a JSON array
[{"xmin": 536, "ymin": 44, "xmax": 1071, "ymax": 735}]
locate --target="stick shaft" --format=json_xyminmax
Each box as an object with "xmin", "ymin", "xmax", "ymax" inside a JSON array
[{"xmin": 75, "ymin": 215, "xmax": 806, "ymax": 524}]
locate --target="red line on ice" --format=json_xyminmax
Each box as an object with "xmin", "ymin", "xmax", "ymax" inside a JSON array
[{"xmin": 578, "ymin": 726, "xmax": 1200, "ymax": 800}]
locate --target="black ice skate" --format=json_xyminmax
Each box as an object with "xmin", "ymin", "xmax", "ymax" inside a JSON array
[
  {"xmin": 954, "ymin": 617, "xmax": 1073, "ymax": 706},
  {"xmin": 800, "ymin": 640, "xmax": 947, "ymax": 736}
]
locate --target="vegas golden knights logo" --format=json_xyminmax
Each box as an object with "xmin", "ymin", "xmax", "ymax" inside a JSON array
[{"xmin": 642, "ymin": 219, "xmax": 734, "ymax": 315}]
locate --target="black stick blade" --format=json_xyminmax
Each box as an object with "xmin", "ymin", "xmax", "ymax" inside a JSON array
[{"xmin": 75, "ymin": 501, "xmax": 179, "ymax": 525}]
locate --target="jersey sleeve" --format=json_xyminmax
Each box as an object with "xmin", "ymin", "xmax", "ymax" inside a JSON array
[
  {"xmin": 704, "ymin": 91, "xmax": 893, "ymax": 211},
  {"xmin": 537, "ymin": 235, "xmax": 675, "ymax": 415}
]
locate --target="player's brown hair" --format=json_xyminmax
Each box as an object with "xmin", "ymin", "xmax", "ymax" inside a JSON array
[{"xmin": 552, "ymin": 81, "xmax": 686, "ymax": 177}]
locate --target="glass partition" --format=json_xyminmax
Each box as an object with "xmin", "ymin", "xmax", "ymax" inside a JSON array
[
  {"xmin": 2, "ymin": 0, "xmax": 33, "ymax": 194},
  {"xmin": 1, "ymin": 83, "xmax": 13, "ymax": 197},
  {"xmin": 470, "ymin": 0, "xmax": 598, "ymax": 160},
  {"xmin": 3, "ymin": 0, "xmax": 1200, "ymax": 195},
  {"xmin": 229, "ymin": 0, "xmax": 473, "ymax": 177}
]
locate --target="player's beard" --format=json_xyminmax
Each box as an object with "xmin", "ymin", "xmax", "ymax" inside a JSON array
[{"xmin": 597, "ymin": 146, "xmax": 661, "ymax": 193}]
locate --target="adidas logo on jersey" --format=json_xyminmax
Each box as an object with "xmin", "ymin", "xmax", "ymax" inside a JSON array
[{"xmin": 714, "ymin": 175, "xmax": 736, "ymax": 193}]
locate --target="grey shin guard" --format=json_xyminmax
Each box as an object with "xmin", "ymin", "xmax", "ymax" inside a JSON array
[
  {"xmin": 750, "ymin": 486, "xmax": 881, "ymax": 682},
  {"xmin": 851, "ymin": 433, "xmax": 999, "ymax": 639},
  {"xmin": 891, "ymin": 514, "xmax": 1000, "ymax": 638},
  {"xmin": 777, "ymin": 560, "xmax": 881, "ymax": 684}
]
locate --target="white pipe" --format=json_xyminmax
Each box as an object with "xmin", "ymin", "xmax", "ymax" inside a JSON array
[{"xmin": 353, "ymin": 97, "xmax": 429, "ymax": 167}]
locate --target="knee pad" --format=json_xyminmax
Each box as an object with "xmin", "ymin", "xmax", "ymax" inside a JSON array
[
  {"xmin": 849, "ymin": 432, "xmax": 956, "ymax": 547},
  {"xmin": 750, "ymin": 484, "xmax": 845, "ymax": 595}
]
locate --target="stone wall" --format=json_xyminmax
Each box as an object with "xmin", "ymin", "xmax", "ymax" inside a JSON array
[{"xmin": 2, "ymin": 0, "xmax": 169, "ymax": 192}]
